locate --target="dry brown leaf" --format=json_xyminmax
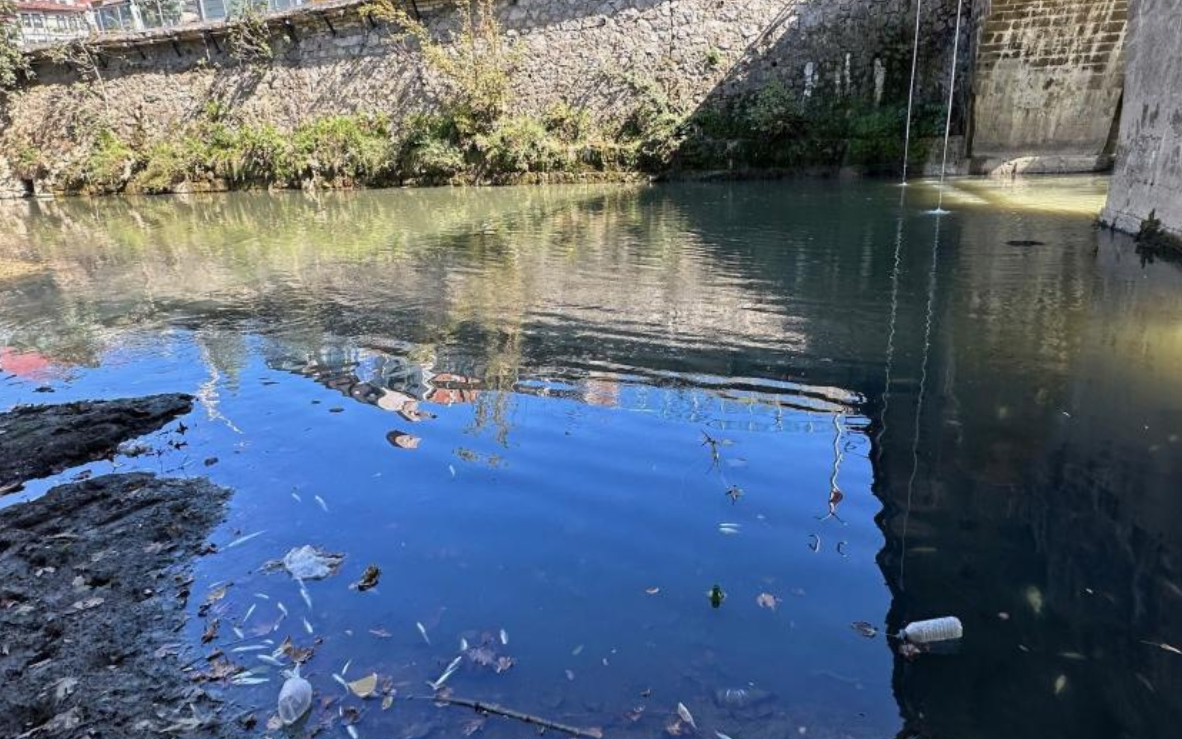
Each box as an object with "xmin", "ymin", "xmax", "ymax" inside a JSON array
[
  {"xmin": 201, "ymin": 619, "xmax": 219, "ymax": 644},
  {"xmin": 756, "ymin": 593, "xmax": 781, "ymax": 610},
  {"xmin": 348, "ymin": 673, "xmax": 378, "ymax": 698}
]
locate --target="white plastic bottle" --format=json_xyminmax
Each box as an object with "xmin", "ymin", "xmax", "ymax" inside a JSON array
[{"xmin": 902, "ymin": 616, "xmax": 963, "ymax": 644}]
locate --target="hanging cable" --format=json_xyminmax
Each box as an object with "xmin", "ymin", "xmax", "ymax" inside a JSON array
[
  {"xmin": 900, "ymin": 0, "xmax": 925, "ymax": 184},
  {"xmin": 936, "ymin": 0, "xmax": 966, "ymax": 212}
]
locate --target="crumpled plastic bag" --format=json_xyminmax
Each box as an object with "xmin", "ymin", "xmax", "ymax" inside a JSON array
[
  {"xmin": 281, "ymin": 545, "xmax": 344, "ymax": 581},
  {"xmin": 278, "ymin": 665, "xmax": 312, "ymax": 725}
]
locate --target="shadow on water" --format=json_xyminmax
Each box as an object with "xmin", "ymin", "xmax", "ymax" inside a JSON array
[{"xmin": 1, "ymin": 178, "xmax": 1181, "ymax": 739}]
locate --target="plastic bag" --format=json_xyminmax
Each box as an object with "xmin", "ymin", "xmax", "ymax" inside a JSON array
[
  {"xmin": 277, "ymin": 665, "xmax": 312, "ymax": 725},
  {"xmin": 282, "ymin": 545, "xmax": 344, "ymax": 580}
]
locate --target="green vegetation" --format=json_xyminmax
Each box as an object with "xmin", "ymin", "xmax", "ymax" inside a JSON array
[
  {"xmin": 1135, "ymin": 209, "xmax": 1182, "ymax": 256},
  {"xmin": 0, "ymin": 0, "xmax": 30, "ymax": 93},
  {"xmin": 226, "ymin": 0, "xmax": 275, "ymax": 63}
]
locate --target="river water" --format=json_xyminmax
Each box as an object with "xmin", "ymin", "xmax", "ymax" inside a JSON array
[{"xmin": 1, "ymin": 177, "xmax": 1179, "ymax": 739}]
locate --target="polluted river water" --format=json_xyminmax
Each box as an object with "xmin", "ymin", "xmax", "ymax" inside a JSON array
[{"xmin": 1, "ymin": 176, "xmax": 1180, "ymax": 739}]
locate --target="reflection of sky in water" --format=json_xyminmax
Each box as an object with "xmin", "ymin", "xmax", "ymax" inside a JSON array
[{"xmin": 2, "ymin": 332, "xmax": 887, "ymax": 739}]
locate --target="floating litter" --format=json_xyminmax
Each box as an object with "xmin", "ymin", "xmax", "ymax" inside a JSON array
[
  {"xmin": 901, "ymin": 616, "xmax": 963, "ymax": 644},
  {"xmin": 277, "ymin": 665, "xmax": 312, "ymax": 725}
]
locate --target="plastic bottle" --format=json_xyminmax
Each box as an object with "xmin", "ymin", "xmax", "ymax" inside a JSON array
[{"xmin": 901, "ymin": 616, "xmax": 963, "ymax": 644}]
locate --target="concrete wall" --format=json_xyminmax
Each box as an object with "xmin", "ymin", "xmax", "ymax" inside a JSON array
[
  {"xmin": 0, "ymin": 0, "xmax": 963, "ymax": 191},
  {"xmin": 969, "ymin": 0, "xmax": 1128, "ymax": 174},
  {"xmin": 1101, "ymin": 0, "xmax": 1182, "ymax": 239}
]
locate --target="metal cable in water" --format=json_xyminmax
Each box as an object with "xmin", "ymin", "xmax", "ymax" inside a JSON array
[
  {"xmin": 936, "ymin": 0, "xmax": 966, "ymax": 212},
  {"xmin": 900, "ymin": 0, "xmax": 925, "ymax": 184},
  {"xmin": 899, "ymin": 212, "xmax": 941, "ymax": 592}
]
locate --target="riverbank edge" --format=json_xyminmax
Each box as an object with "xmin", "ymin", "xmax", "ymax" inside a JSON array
[{"xmin": 0, "ymin": 396, "xmax": 237, "ymax": 738}]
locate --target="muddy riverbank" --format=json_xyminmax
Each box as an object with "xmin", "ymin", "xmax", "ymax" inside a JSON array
[{"xmin": 0, "ymin": 396, "xmax": 235, "ymax": 739}]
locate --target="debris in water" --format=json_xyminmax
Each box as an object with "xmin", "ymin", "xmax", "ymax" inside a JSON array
[
  {"xmin": 417, "ymin": 621, "xmax": 431, "ymax": 645},
  {"xmin": 1025, "ymin": 585, "xmax": 1044, "ymax": 616},
  {"xmin": 277, "ymin": 545, "xmax": 344, "ymax": 581},
  {"xmin": 1053, "ymin": 674, "xmax": 1067, "ymax": 695},
  {"xmin": 226, "ymin": 531, "xmax": 266, "ymax": 549},
  {"xmin": 201, "ymin": 619, "xmax": 219, "ymax": 644},
  {"xmin": 277, "ymin": 665, "xmax": 313, "ymax": 726},
  {"xmin": 500, "ymin": 628, "xmax": 509, "ymax": 646},
  {"xmin": 382, "ymin": 693, "xmax": 395, "ymax": 710},
  {"xmin": 495, "ymin": 656, "xmax": 515, "ymax": 673},
  {"xmin": 808, "ymin": 533, "xmax": 821, "ymax": 552},
  {"xmin": 851, "ymin": 621, "xmax": 878, "ymax": 638},
  {"xmin": 348, "ymin": 673, "xmax": 378, "ymax": 698},
  {"xmin": 708, "ymin": 584, "xmax": 726, "ymax": 608},
  {"xmin": 645, "ymin": 587, "xmax": 661, "ymax": 595},
  {"xmin": 676, "ymin": 702, "xmax": 697, "ymax": 730},
  {"xmin": 387, "ymin": 431, "xmax": 421, "ymax": 450},
  {"xmin": 756, "ymin": 592, "xmax": 782, "ymax": 611},
  {"xmin": 460, "ymin": 637, "xmax": 470, "ymax": 652},
  {"xmin": 1141, "ymin": 640, "xmax": 1182, "ymax": 656},
  {"xmin": 314, "ymin": 495, "xmax": 328, "ymax": 512},
  {"xmin": 352, "ymin": 565, "xmax": 381, "ymax": 592},
  {"xmin": 725, "ymin": 485, "xmax": 743, "ymax": 504},
  {"xmin": 902, "ymin": 616, "xmax": 963, "ymax": 644}
]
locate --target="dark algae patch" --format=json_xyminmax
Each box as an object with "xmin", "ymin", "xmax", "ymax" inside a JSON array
[
  {"xmin": 0, "ymin": 472, "xmax": 232, "ymax": 739},
  {"xmin": 0, "ymin": 394, "xmax": 193, "ymax": 494}
]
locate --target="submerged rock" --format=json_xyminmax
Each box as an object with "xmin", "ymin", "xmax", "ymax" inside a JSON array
[{"xmin": 0, "ymin": 393, "xmax": 194, "ymax": 493}]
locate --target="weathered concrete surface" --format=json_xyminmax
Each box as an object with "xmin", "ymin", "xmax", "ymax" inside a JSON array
[
  {"xmin": 0, "ymin": 394, "xmax": 194, "ymax": 493},
  {"xmin": 969, "ymin": 0, "xmax": 1128, "ymax": 174},
  {"xmin": 1101, "ymin": 0, "xmax": 1182, "ymax": 239},
  {"xmin": 0, "ymin": 473, "xmax": 233, "ymax": 739}
]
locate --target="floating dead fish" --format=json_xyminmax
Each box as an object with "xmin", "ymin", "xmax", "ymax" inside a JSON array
[
  {"xmin": 255, "ymin": 593, "xmax": 270, "ymax": 600},
  {"xmin": 332, "ymin": 673, "xmax": 350, "ymax": 690},
  {"xmin": 242, "ymin": 604, "xmax": 256, "ymax": 624},
  {"xmin": 231, "ymin": 676, "xmax": 271, "ymax": 686},
  {"xmin": 299, "ymin": 585, "xmax": 313, "ymax": 611},
  {"xmin": 315, "ymin": 495, "xmax": 328, "ymax": 512},
  {"xmin": 677, "ymin": 702, "xmax": 697, "ymax": 730},
  {"xmin": 716, "ymin": 732, "xmax": 736, "ymax": 739},
  {"xmin": 1141, "ymin": 640, "xmax": 1182, "ymax": 656},
  {"xmin": 1058, "ymin": 651, "xmax": 1087, "ymax": 661},
  {"xmin": 460, "ymin": 638, "xmax": 469, "ymax": 652},
  {"xmin": 302, "ymin": 617, "xmax": 314, "ymax": 635},
  {"xmin": 342, "ymin": 659, "xmax": 352, "ymax": 676},
  {"xmin": 719, "ymin": 523, "xmax": 741, "ymax": 535},
  {"xmin": 416, "ymin": 622, "xmax": 431, "ymax": 645},
  {"xmin": 1053, "ymin": 674, "xmax": 1067, "ymax": 695},
  {"xmin": 226, "ymin": 530, "xmax": 267, "ymax": 549},
  {"xmin": 449, "ymin": 465, "xmax": 456, "ymax": 477},
  {"xmin": 346, "ymin": 725, "xmax": 359, "ymax": 739},
  {"xmin": 258, "ymin": 654, "xmax": 286, "ymax": 667},
  {"xmin": 572, "ymin": 644, "xmax": 584, "ymax": 656},
  {"xmin": 277, "ymin": 602, "xmax": 288, "ymax": 618},
  {"xmin": 231, "ymin": 645, "xmax": 270, "ymax": 653},
  {"xmin": 429, "ymin": 655, "xmax": 464, "ymax": 691},
  {"xmin": 500, "ymin": 629, "xmax": 509, "ymax": 646}
]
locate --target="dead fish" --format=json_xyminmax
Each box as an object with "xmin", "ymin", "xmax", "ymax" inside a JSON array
[
  {"xmin": 315, "ymin": 495, "xmax": 328, "ymax": 512},
  {"xmin": 299, "ymin": 585, "xmax": 313, "ymax": 611},
  {"xmin": 716, "ymin": 733, "xmax": 736, "ymax": 739},
  {"xmin": 677, "ymin": 702, "xmax": 697, "ymax": 730},
  {"xmin": 242, "ymin": 604, "xmax": 256, "ymax": 624},
  {"xmin": 460, "ymin": 638, "xmax": 469, "ymax": 652},
  {"xmin": 572, "ymin": 644, "xmax": 584, "ymax": 656},
  {"xmin": 258, "ymin": 654, "xmax": 286, "ymax": 667},
  {"xmin": 226, "ymin": 530, "xmax": 267, "ymax": 549},
  {"xmin": 346, "ymin": 725, "xmax": 359, "ymax": 739},
  {"xmin": 231, "ymin": 645, "xmax": 270, "ymax": 653},
  {"xmin": 277, "ymin": 602, "xmax": 289, "ymax": 618},
  {"xmin": 1058, "ymin": 651, "xmax": 1087, "ymax": 661},
  {"xmin": 416, "ymin": 622, "xmax": 431, "ymax": 645},
  {"xmin": 231, "ymin": 676, "xmax": 271, "ymax": 686},
  {"xmin": 429, "ymin": 655, "xmax": 463, "ymax": 690},
  {"xmin": 500, "ymin": 628, "xmax": 509, "ymax": 645},
  {"xmin": 232, "ymin": 627, "xmax": 245, "ymax": 640},
  {"xmin": 254, "ymin": 593, "xmax": 270, "ymax": 600},
  {"xmin": 342, "ymin": 659, "xmax": 352, "ymax": 676},
  {"xmin": 291, "ymin": 493, "xmax": 302, "ymax": 503},
  {"xmin": 332, "ymin": 673, "xmax": 350, "ymax": 690},
  {"xmin": 302, "ymin": 617, "xmax": 314, "ymax": 635},
  {"xmin": 1054, "ymin": 674, "xmax": 1067, "ymax": 695}
]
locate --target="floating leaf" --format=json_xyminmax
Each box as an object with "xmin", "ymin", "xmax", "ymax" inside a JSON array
[
  {"xmin": 201, "ymin": 619, "xmax": 219, "ymax": 644},
  {"xmin": 756, "ymin": 593, "xmax": 782, "ymax": 611},
  {"xmin": 382, "ymin": 693, "xmax": 395, "ymax": 710},
  {"xmin": 348, "ymin": 673, "xmax": 378, "ymax": 698},
  {"xmin": 352, "ymin": 565, "xmax": 381, "ymax": 592}
]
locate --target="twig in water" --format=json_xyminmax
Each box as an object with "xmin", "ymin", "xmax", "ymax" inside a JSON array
[{"xmin": 431, "ymin": 694, "xmax": 603, "ymax": 739}]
